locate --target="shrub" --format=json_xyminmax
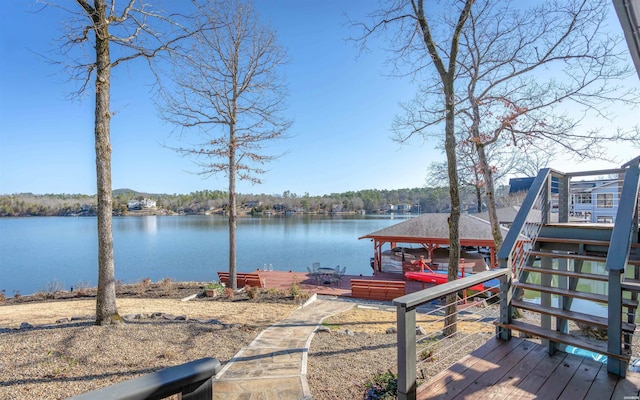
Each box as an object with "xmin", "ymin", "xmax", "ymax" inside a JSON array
[
  {"xmin": 246, "ymin": 286, "xmax": 259, "ymax": 299},
  {"xmin": 203, "ymin": 281, "xmax": 225, "ymax": 297},
  {"xmin": 289, "ymin": 276, "xmax": 301, "ymax": 299},
  {"xmin": 0, "ymin": 290, "xmax": 5, "ymax": 303},
  {"xmin": 363, "ymin": 370, "xmax": 397, "ymax": 400},
  {"xmin": 43, "ymin": 279, "xmax": 65, "ymax": 299},
  {"xmin": 72, "ymin": 281, "xmax": 92, "ymax": 296}
]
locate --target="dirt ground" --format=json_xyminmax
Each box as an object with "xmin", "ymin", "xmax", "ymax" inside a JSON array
[{"xmin": 0, "ymin": 281, "xmax": 306, "ymax": 328}]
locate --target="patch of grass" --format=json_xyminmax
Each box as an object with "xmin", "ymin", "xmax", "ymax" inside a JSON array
[
  {"xmin": 417, "ymin": 338, "xmax": 439, "ymax": 361},
  {"xmin": 363, "ymin": 370, "xmax": 397, "ymax": 400},
  {"xmin": 321, "ymin": 321, "xmax": 339, "ymax": 330}
]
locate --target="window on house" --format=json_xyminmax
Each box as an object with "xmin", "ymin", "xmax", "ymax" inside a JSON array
[
  {"xmin": 596, "ymin": 193, "xmax": 613, "ymax": 208},
  {"xmin": 575, "ymin": 194, "xmax": 591, "ymax": 204}
]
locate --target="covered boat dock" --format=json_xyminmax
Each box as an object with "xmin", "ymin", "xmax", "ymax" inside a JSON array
[{"xmin": 359, "ymin": 213, "xmax": 511, "ymax": 275}]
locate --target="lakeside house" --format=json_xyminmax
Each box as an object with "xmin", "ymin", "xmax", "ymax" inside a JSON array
[{"xmin": 127, "ymin": 198, "xmax": 157, "ymax": 210}]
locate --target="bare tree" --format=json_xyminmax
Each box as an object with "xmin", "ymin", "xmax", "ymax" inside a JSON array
[
  {"xmin": 55, "ymin": 0, "xmax": 204, "ymax": 325},
  {"xmin": 353, "ymin": 0, "xmax": 474, "ymax": 336},
  {"xmin": 459, "ymin": 0, "xmax": 639, "ymax": 251},
  {"xmin": 427, "ymin": 134, "xmax": 522, "ymax": 213},
  {"xmin": 158, "ymin": 0, "xmax": 292, "ymax": 289}
]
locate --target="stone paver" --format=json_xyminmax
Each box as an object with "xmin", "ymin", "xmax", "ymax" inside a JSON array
[{"xmin": 212, "ymin": 296, "xmax": 354, "ymax": 399}]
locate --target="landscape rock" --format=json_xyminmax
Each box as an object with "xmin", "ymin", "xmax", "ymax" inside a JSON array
[
  {"xmin": 385, "ymin": 327, "xmax": 397, "ymax": 334},
  {"xmin": 19, "ymin": 322, "xmax": 34, "ymax": 330},
  {"xmin": 416, "ymin": 326, "xmax": 427, "ymax": 336},
  {"xmin": 56, "ymin": 318, "xmax": 70, "ymax": 324},
  {"xmin": 316, "ymin": 326, "xmax": 331, "ymax": 334}
]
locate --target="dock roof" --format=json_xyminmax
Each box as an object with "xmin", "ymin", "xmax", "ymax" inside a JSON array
[{"xmin": 359, "ymin": 213, "xmax": 510, "ymax": 246}]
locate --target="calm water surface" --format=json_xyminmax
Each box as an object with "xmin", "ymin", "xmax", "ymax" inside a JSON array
[{"xmin": 0, "ymin": 215, "xmax": 409, "ymax": 295}]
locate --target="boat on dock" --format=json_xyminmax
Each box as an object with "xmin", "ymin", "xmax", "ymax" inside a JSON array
[{"xmin": 404, "ymin": 270, "xmax": 500, "ymax": 292}]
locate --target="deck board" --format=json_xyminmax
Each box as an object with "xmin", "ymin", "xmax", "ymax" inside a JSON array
[
  {"xmin": 583, "ymin": 364, "xmax": 618, "ymax": 400},
  {"xmin": 481, "ymin": 342, "xmax": 549, "ymax": 400},
  {"xmin": 557, "ymin": 357, "xmax": 602, "ymax": 400},
  {"xmin": 453, "ymin": 339, "xmax": 536, "ymax": 399},
  {"xmin": 418, "ymin": 338, "xmax": 640, "ymax": 400}
]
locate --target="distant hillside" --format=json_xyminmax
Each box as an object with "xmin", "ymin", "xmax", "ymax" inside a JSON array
[{"xmin": 0, "ymin": 185, "xmax": 517, "ymax": 217}]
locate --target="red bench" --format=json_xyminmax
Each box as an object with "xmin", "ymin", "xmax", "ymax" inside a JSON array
[
  {"xmin": 350, "ymin": 279, "xmax": 406, "ymax": 301},
  {"xmin": 217, "ymin": 272, "xmax": 265, "ymax": 288}
]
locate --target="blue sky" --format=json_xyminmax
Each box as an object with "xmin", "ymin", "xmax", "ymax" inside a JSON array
[{"xmin": 0, "ymin": 1, "xmax": 638, "ymax": 196}]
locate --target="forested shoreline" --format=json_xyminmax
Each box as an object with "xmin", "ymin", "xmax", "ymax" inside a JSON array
[{"xmin": 0, "ymin": 186, "xmax": 519, "ymax": 217}]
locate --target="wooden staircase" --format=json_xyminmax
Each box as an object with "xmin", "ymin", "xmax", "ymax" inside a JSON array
[
  {"xmin": 495, "ymin": 158, "xmax": 640, "ymax": 376},
  {"xmin": 497, "ymin": 225, "xmax": 640, "ymax": 362}
]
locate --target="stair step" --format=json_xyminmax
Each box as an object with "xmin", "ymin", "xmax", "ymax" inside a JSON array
[
  {"xmin": 536, "ymin": 237, "xmax": 610, "ymax": 246},
  {"xmin": 494, "ymin": 320, "xmax": 631, "ymax": 362},
  {"xmin": 511, "ymin": 299, "xmax": 636, "ymax": 333},
  {"xmin": 519, "ymin": 265, "xmax": 608, "ymax": 282},
  {"xmin": 527, "ymin": 250, "xmax": 640, "ymax": 266},
  {"xmin": 622, "ymin": 280, "xmax": 640, "ymax": 292},
  {"xmin": 514, "ymin": 282, "xmax": 639, "ymax": 308},
  {"xmin": 527, "ymin": 250, "xmax": 606, "ymax": 263}
]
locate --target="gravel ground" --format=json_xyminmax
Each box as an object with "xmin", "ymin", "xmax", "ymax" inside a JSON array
[
  {"xmin": 4, "ymin": 283, "xmax": 623, "ymax": 400},
  {"xmin": 0, "ymin": 286, "xmax": 496, "ymax": 400}
]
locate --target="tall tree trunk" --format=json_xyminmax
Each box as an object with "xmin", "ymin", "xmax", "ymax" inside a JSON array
[
  {"xmin": 474, "ymin": 171, "xmax": 482, "ymax": 213},
  {"xmin": 228, "ymin": 125, "xmax": 237, "ymax": 290},
  {"xmin": 470, "ymin": 99, "xmax": 503, "ymax": 255},
  {"xmin": 93, "ymin": 1, "xmax": 121, "ymax": 325},
  {"xmin": 476, "ymin": 142, "xmax": 502, "ymax": 255},
  {"xmin": 444, "ymin": 80, "xmax": 461, "ymax": 337}
]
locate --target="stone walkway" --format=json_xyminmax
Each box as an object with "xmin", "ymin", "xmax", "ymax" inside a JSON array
[{"xmin": 211, "ymin": 296, "xmax": 354, "ymax": 399}]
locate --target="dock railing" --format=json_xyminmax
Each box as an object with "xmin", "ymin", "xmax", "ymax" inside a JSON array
[
  {"xmin": 67, "ymin": 357, "xmax": 221, "ymax": 400},
  {"xmin": 393, "ymin": 269, "xmax": 508, "ymax": 400}
]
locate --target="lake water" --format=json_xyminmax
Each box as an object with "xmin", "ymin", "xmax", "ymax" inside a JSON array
[{"xmin": 0, "ymin": 214, "xmax": 410, "ymax": 296}]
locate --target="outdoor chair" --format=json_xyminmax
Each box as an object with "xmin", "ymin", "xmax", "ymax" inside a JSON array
[
  {"xmin": 331, "ymin": 265, "xmax": 346, "ymax": 286},
  {"xmin": 307, "ymin": 266, "xmax": 321, "ymax": 283}
]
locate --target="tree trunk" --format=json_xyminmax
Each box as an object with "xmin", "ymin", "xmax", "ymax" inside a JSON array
[
  {"xmin": 476, "ymin": 142, "xmax": 503, "ymax": 255},
  {"xmin": 470, "ymin": 99, "xmax": 503, "ymax": 255},
  {"xmin": 93, "ymin": 1, "xmax": 121, "ymax": 325},
  {"xmin": 228, "ymin": 125, "xmax": 237, "ymax": 290},
  {"xmin": 444, "ymin": 80, "xmax": 461, "ymax": 337}
]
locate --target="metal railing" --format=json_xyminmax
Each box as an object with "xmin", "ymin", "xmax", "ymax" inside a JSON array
[
  {"xmin": 67, "ymin": 357, "xmax": 221, "ymax": 400},
  {"xmin": 607, "ymin": 158, "xmax": 640, "ymax": 376},
  {"xmin": 393, "ymin": 269, "xmax": 508, "ymax": 400},
  {"xmin": 496, "ymin": 157, "xmax": 640, "ymax": 376}
]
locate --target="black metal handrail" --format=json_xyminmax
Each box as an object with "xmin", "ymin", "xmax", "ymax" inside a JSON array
[{"xmin": 67, "ymin": 357, "xmax": 221, "ymax": 400}]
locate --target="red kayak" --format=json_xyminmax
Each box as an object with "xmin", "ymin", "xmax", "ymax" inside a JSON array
[{"xmin": 404, "ymin": 271, "xmax": 486, "ymax": 292}]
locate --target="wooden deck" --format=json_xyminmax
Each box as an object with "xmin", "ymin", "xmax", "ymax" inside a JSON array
[
  {"xmin": 225, "ymin": 270, "xmax": 428, "ymax": 299},
  {"xmin": 417, "ymin": 337, "xmax": 640, "ymax": 400}
]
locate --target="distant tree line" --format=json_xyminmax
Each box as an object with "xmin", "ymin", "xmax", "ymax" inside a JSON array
[{"xmin": 0, "ymin": 186, "xmax": 520, "ymax": 217}]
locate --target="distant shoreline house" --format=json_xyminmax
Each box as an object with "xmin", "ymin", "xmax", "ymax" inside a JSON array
[{"xmin": 127, "ymin": 198, "xmax": 157, "ymax": 210}]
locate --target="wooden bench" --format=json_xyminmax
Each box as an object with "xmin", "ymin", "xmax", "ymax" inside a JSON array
[
  {"xmin": 217, "ymin": 272, "xmax": 265, "ymax": 288},
  {"xmin": 350, "ymin": 279, "xmax": 406, "ymax": 301}
]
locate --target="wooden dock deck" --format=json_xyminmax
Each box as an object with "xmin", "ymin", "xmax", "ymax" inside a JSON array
[
  {"xmin": 233, "ymin": 269, "xmax": 429, "ymax": 298},
  {"xmin": 417, "ymin": 337, "xmax": 640, "ymax": 400}
]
